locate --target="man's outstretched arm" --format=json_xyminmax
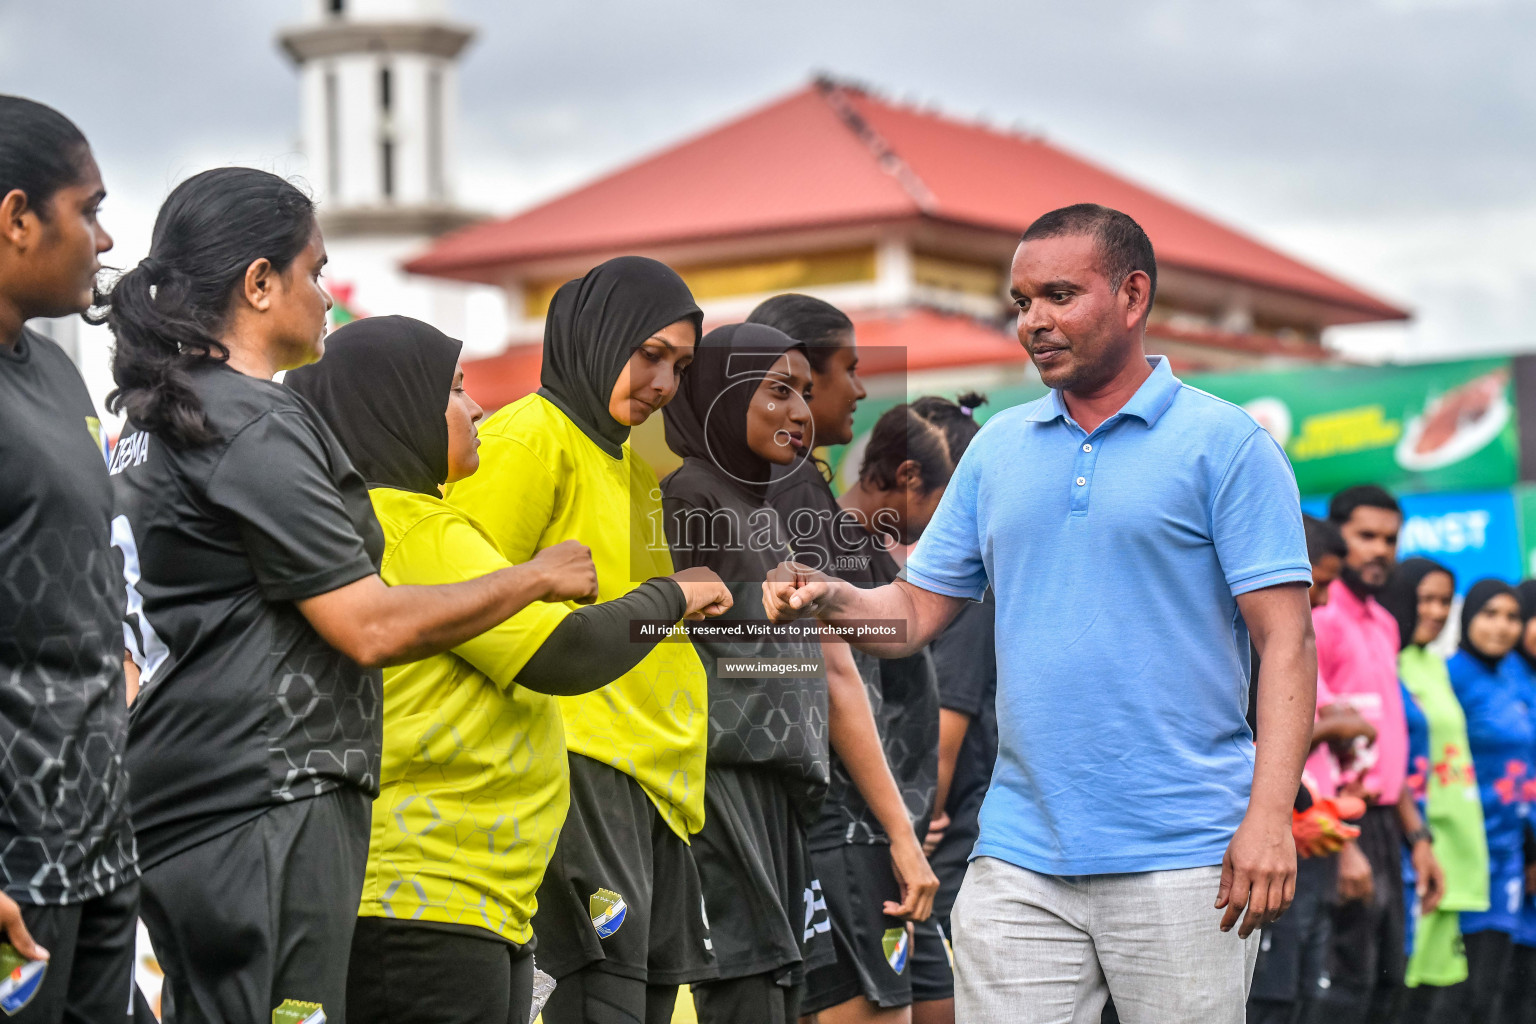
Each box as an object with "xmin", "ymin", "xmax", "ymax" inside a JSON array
[
  {"xmin": 1217, "ymin": 582, "xmax": 1316, "ymax": 938},
  {"xmin": 762, "ymin": 562, "xmax": 965, "ymax": 658}
]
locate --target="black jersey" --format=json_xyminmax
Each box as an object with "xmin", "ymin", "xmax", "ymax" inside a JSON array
[
  {"xmin": 662, "ymin": 458, "xmax": 830, "ymax": 822},
  {"xmin": 110, "ymin": 362, "xmax": 384, "ymax": 868},
  {"xmin": 0, "ymin": 327, "xmax": 137, "ymax": 905},
  {"xmin": 768, "ymin": 468, "xmax": 940, "ymax": 850}
]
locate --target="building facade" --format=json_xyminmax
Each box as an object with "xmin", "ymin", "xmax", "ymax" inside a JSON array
[{"xmin": 406, "ymin": 77, "xmax": 1408, "ymax": 411}]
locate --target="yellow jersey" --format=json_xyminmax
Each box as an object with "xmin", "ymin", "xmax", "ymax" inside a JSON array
[
  {"xmin": 445, "ymin": 394, "xmax": 708, "ymax": 840},
  {"xmin": 359, "ymin": 487, "xmax": 570, "ymax": 944}
]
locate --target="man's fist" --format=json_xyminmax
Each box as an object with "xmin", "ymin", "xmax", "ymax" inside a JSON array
[{"xmin": 762, "ymin": 561, "xmax": 840, "ymax": 623}]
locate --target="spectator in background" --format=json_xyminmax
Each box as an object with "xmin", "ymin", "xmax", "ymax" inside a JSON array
[
  {"xmin": 1445, "ymin": 580, "xmax": 1533, "ymax": 1023},
  {"xmin": 1309, "ymin": 485, "xmax": 1442, "ymax": 1024},
  {"xmin": 1378, "ymin": 559, "xmax": 1486, "ymax": 1024},
  {"xmin": 1246, "ymin": 516, "xmax": 1376, "ymax": 1024},
  {"xmin": 1501, "ymin": 580, "xmax": 1536, "ymax": 1024}
]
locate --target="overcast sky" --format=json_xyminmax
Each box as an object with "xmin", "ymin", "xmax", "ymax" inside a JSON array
[{"xmin": 4, "ymin": 0, "xmax": 1534, "ymax": 368}]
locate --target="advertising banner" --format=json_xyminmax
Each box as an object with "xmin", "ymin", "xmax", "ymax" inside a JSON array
[
  {"xmin": 838, "ymin": 356, "xmax": 1520, "ymax": 498},
  {"xmin": 1304, "ymin": 489, "xmax": 1523, "ymax": 593},
  {"xmin": 1193, "ymin": 358, "xmax": 1518, "ymax": 497},
  {"xmin": 1514, "ymin": 485, "xmax": 1536, "ymax": 581}
]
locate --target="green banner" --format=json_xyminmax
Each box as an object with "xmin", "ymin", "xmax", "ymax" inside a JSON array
[
  {"xmin": 1187, "ymin": 358, "xmax": 1517, "ymax": 495},
  {"xmin": 836, "ymin": 357, "xmax": 1518, "ymax": 496},
  {"xmin": 1516, "ymin": 484, "xmax": 1536, "ymax": 580}
]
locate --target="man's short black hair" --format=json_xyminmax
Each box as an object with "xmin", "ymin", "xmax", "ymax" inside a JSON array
[
  {"xmin": 1329, "ymin": 484, "xmax": 1401, "ymax": 525},
  {"xmin": 1020, "ymin": 203, "xmax": 1157, "ymax": 302},
  {"xmin": 1303, "ymin": 514, "xmax": 1347, "ymax": 565}
]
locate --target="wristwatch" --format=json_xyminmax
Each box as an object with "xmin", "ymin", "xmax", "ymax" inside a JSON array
[{"xmin": 1404, "ymin": 826, "xmax": 1434, "ymax": 847}]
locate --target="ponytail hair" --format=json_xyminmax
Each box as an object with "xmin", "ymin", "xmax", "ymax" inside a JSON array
[
  {"xmin": 746, "ymin": 293, "xmax": 854, "ymax": 374},
  {"xmin": 858, "ymin": 391, "xmax": 988, "ymax": 492},
  {"xmin": 97, "ymin": 168, "xmax": 317, "ymax": 448},
  {"xmin": 0, "ymin": 95, "xmax": 90, "ymax": 217}
]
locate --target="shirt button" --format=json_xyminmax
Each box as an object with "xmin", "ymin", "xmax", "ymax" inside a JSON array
[
  {"xmin": 1083, "ymin": 443, "xmax": 1093, "ymax": 452},
  {"xmin": 1076, "ymin": 476, "xmax": 1087, "ymax": 486}
]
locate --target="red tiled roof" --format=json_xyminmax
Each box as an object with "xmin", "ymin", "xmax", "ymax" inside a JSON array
[
  {"xmin": 835, "ymin": 88, "xmax": 1406, "ymax": 322},
  {"xmin": 409, "ymin": 78, "xmax": 1406, "ymax": 323},
  {"xmin": 462, "ymin": 343, "xmax": 543, "ymax": 412},
  {"xmin": 460, "ymin": 307, "xmax": 1329, "ymax": 412}
]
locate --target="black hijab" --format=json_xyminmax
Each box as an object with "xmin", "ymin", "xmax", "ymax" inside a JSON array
[
  {"xmin": 538, "ymin": 255, "xmax": 702, "ymax": 459},
  {"xmin": 285, "ymin": 315, "xmax": 461, "ymax": 496},
  {"xmin": 1514, "ymin": 580, "xmax": 1536, "ymax": 670},
  {"xmin": 1378, "ymin": 557, "xmax": 1455, "ymax": 650},
  {"xmin": 663, "ymin": 323, "xmax": 805, "ymax": 499},
  {"xmin": 1458, "ymin": 577, "xmax": 1520, "ymax": 669}
]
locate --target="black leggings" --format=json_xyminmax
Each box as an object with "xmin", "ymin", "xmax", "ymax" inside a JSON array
[
  {"xmin": 348, "ymin": 916, "xmax": 535, "ymax": 1024},
  {"xmin": 693, "ymin": 970, "xmax": 804, "ymax": 1024},
  {"xmin": 539, "ymin": 965, "xmax": 679, "ymax": 1024},
  {"xmin": 1501, "ymin": 942, "xmax": 1536, "ymax": 1024},
  {"xmin": 1433, "ymin": 930, "xmax": 1513, "ymax": 1024}
]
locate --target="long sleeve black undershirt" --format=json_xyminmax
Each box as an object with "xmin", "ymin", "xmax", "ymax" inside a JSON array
[{"xmin": 515, "ymin": 577, "xmax": 686, "ymax": 696}]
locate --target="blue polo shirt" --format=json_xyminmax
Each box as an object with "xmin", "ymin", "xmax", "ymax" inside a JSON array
[{"xmin": 904, "ymin": 356, "xmax": 1310, "ymax": 875}]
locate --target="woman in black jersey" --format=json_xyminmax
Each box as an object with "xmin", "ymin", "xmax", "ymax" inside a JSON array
[
  {"xmin": 661, "ymin": 323, "xmax": 936, "ymax": 1024},
  {"xmin": 797, "ymin": 397, "xmax": 981, "ymax": 1024},
  {"xmin": 100, "ymin": 168, "xmax": 598, "ymax": 1023},
  {"xmin": 749, "ymin": 296, "xmax": 967, "ymax": 1024},
  {"xmin": 890, "ymin": 396, "xmax": 989, "ymax": 1024},
  {"xmin": 746, "ymin": 293, "xmax": 866, "ymax": 577},
  {"xmin": 0, "ymin": 94, "xmax": 149, "ymax": 1024}
]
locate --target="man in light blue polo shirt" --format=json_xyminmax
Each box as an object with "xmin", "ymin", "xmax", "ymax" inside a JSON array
[{"xmin": 763, "ymin": 204, "xmax": 1318, "ymax": 1023}]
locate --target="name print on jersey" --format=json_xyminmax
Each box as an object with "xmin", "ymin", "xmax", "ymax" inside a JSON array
[{"xmin": 109, "ymin": 431, "xmax": 152, "ymax": 475}]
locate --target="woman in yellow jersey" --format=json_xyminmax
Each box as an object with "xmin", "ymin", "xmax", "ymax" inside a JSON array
[
  {"xmin": 445, "ymin": 257, "xmax": 733, "ymax": 1024},
  {"xmin": 286, "ymin": 314, "xmax": 726, "ymax": 1024}
]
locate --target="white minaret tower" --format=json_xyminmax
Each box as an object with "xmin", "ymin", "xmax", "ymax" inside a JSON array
[{"xmin": 279, "ymin": 0, "xmax": 506, "ymax": 346}]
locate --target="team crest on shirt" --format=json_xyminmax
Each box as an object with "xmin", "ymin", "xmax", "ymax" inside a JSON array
[
  {"xmin": 590, "ymin": 888, "xmax": 628, "ymax": 938},
  {"xmin": 0, "ymin": 945, "xmax": 47, "ymax": 1015},
  {"xmin": 272, "ymin": 998, "xmax": 326, "ymax": 1024},
  {"xmin": 881, "ymin": 927, "xmax": 910, "ymax": 974}
]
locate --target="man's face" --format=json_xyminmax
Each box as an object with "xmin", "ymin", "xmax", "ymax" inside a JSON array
[
  {"xmin": 1009, "ymin": 233, "xmax": 1149, "ymax": 393},
  {"xmin": 1338, "ymin": 505, "xmax": 1401, "ymax": 592},
  {"xmin": 1309, "ymin": 553, "xmax": 1341, "ymax": 608}
]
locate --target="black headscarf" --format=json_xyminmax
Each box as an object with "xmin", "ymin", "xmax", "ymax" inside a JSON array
[
  {"xmin": 1514, "ymin": 580, "xmax": 1536, "ymax": 670},
  {"xmin": 663, "ymin": 323, "xmax": 805, "ymax": 499},
  {"xmin": 1458, "ymin": 577, "xmax": 1520, "ymax": 669},
  {"xmin": 1378, "ymin": 557, "xmax": 1455, "ymax": 650},
  {"xmin": 538, "ymin": 256, "xmax": 702, "ymax": 459},
  {"xmin": 285, "ymin": 315, "xmax": 461, "ymax": 496}
]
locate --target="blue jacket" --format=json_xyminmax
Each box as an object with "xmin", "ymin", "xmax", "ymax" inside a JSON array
[{"xmin": 1447, "ymin": 649, "xmax": 1534, "ymax": 855}]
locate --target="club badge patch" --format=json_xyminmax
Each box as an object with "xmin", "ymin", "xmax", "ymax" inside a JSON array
[
  {"xmin": 882, "ymin": 927, "xmax": 910, "ymax": 974},
  {"xmin": 272, "ymin": 998, "xmax": 327, "ymax": 1023},
  {"xmin": 0, "ymin": 946, "xmax": 46, "ymax": 1016},
  {"xmin": 590, "ymin": 888, "xmax": 628, "ymax": 939}
]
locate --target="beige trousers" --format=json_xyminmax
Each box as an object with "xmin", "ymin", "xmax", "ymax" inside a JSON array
[{"xmin": 951, "ymin": 856, "xmax": 1260, "ymax": 1023}]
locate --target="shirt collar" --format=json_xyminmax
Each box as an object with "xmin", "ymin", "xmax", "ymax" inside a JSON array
[
  {"xmin": 1327, "ymin": 576, "xmax": 1388, "ymax": 625},
  {"xmin": 1024, "ymin": 356, "xmax": 1181, "ymax": 428}
]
